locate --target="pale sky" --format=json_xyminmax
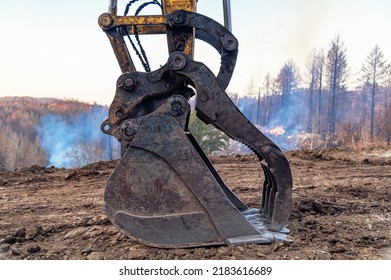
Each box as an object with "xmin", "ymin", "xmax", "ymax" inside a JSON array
[{"xmin": 1, "ymin": 0, "xmax": 390, "ymax": 105}]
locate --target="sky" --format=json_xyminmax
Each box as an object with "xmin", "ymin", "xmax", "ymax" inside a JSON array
[{"xmin": 0, "ymin": 0, "xmax": 391, "ymax": 106}]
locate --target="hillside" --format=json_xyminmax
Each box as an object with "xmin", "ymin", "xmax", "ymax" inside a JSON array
[{"xmin": 0, "ymin": 97, "xmax": 114, "ymax": 171}]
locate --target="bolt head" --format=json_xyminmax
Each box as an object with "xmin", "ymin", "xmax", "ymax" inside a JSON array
[
  {"xmin": 123, "ymin": 77, "xmax": 136, "ymax": 89},
  {"xmin": 172, "ymin": 11, "xmax": 185, "ymax": 24},
  {"xmin": 176, "ymin": 42, "xmax": 184, "ymax": 51},
  {"xmin": 115, "ymin": 110, "xmax": 123, "ymax": 118},
  {"xmin": 99, "ymin": 14, "xmax": 113, "ymax": 28},
  {"xmin": 171, "ymin": 100, "xmax": 182, "ymax": 112},
  {"xmin": 170, "ymin": 53, "xmax": 186, "ymax": 70},
  {"xmin": 124, "ymin": 126, "xmax": 135, "ymax": 137},
  {"xmin": 169, "ymin": 96, "xmax": 187, "ymax": 116},
  {"xmin": 200, "ymin": 92, "xmax": 209, "ymax": 102},
  {"xmin": 221, "ymin": 34, "xmax": 238, "ymax": 51}
]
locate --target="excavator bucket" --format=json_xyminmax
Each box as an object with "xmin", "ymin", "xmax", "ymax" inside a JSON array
[{"xmin": 99, "ymin": 0, "xmax": 292, "ymax": 248}]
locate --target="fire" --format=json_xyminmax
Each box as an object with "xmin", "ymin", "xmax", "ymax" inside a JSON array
[{"xmin": 266, "ymin": 126, "xmax": 285, "ymax": 136}]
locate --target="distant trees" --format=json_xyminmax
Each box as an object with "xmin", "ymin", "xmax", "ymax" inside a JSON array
[
  {"xmin": 0, "ymin": 100, "xmax": 48, "ymax": 170},
  {"xmin": 305, "ymin": 50, "xmax": 324, "ymax": 133},
  {"xmin": 325, "ymin": 35, "xmax": 348, "ymax": 143},
  {"xmin": 306, "ymin": 52, "xmax": 317, "ymax": 133},
  {"xmin": 38, "ymin": 107, "xmax": 116, "ymax": 168},
  {"xmin": 276, "ymin": 60, "xmax": 301, "ymax": 108},
  {"xmin": 384, "ymin": 65, "xmax": 391, "ymax": 143},
  {"xmin": 0, "ymin": 97, "xmax": 115, "ymax": 171},
  {"xmin": 206, "ymin": 35, "xmax": 390, "ymax": 150},
  {"xmin": 0, "ymin": 156, "xmax": 5, "ymax": 172},
  {"xmin": 261, "ymin": 72, "xmax": 273, "ymax": 126},
  {"xmin": 360, "ymin": 45, "xmax": 388, "ymax": 142},
  {"xmin": 64, "ymin": 142, "xmax": 108, "ymax": 168},
  {"xmin": 1, "ymin": 36, "xmax": 391, "ymax": 169},
  {"xmin": 316, "ymin": 51, "xmax": 325, "ymax": 134},
  {"xmin": 243, "ymin": 35, "xmax": 391, "ymax": 149}
]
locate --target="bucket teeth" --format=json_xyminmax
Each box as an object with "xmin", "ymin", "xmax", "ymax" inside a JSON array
[{"xmin": 229, "ymin": 204, "xmax": 293, "ymax": 245}]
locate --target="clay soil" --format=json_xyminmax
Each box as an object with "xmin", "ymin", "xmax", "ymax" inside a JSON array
[{"xmin": 0, "ymin": 148, "xmax": 390, "ymax": 260}]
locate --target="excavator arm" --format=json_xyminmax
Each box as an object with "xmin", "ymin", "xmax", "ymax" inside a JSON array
[{"xmin": 98, "ymin": 0, "xmax": 292, "ymax": 248}]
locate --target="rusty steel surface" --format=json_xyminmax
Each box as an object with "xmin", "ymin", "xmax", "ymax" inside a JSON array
[{"xmin": 99, "ymin": 0, "xmax": 293, "ymax": 248}]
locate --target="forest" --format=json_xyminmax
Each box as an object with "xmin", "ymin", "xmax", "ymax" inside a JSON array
[
  {"xmin": 0, "ymin": 37, "xmax": 390, "ymax": 171},
  {"xmin": 0, "ymin": 97, "xmax": 116, "ymax": 172},
  {"xmin": 234, "ymin": 36, "xmax": 390, "ymax": 151}
]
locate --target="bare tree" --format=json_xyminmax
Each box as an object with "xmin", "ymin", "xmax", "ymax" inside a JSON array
[
  {"xmin": 305, "ymin": 51, "xmax": 318, "ymax": 133},
  {"xmin": 262, "ymin": 72, "xmax": 273, "ymax": 126},
  {"xmin": 382, "ymin": 63, "xmax": 391, "ymax": 143},
  {"xmin": 256, "ymin": 87, "xmax": 261, "ymax": 125},
  {"xmin": 276, "ymin": 60, "xmax": 300, "ymax": 107},
  {"xmin": 316, "ymin": 50, "xmax": 325, "ymax": 134},
  {"xmin": 360, "ymin": 45, "xmax": 387, "ymax": 142},
  {"xmin": 325, "ymin": 35, "xmax": 348, "ymax": 143}
]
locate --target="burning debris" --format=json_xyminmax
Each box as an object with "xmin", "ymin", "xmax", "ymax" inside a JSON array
[
  {"xmin": 288, "ymin": 132, "xmax": 325, "ymax": 150},
  {"xmin": 264, "ymin": 126, "xmax": 285, "ymax": 136},
  {"xmin": 214, "ymin": 124, "xmax": 326, "ymax": 156}
]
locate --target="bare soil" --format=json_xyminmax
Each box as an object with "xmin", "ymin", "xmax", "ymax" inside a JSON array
[{"xmin": 0, "ymin": 148, "xmax": 390, "ymax": 260}]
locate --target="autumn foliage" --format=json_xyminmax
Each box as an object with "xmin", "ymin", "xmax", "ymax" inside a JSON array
[{"xmin": 0, "ymin": 97, "xmax": 115, "ymax": 171}]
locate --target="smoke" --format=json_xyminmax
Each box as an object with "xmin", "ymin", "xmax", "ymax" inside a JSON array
[
  {"xmin": 234, "ymin": 92, "xmax": 309, "ymax": 151},
  {"xmin": 264, "ymin": 91, "xmax": 309, "ymax": 150},
  {"xmin": 211, "ymin": 92, "xmax": 311, "ymax": 156},
  {"xmin": 37, "ymin": 106, "xmax": 116, "ymax": 168}
]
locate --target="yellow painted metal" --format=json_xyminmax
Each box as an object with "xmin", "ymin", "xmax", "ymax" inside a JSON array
[
  {"xmin": 162, "ymin": 0, "xmax": 196, "ymax": 58},
  {"xmin": 162, "ymin": 0, "xmax": 196, "ymax": 13},
  {"xmin": 100, "ymin": 0, "xmax": 198, "ymax": 72},
  {"xmin": 113, "ymin": 15, "xmax": 167, "ymax": 27},
  {"xmin": 129, "ymin": 25, "xmax": 166, "ymax": 35}
]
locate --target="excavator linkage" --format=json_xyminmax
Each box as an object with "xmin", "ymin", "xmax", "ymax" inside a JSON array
[{"xmin": 99, "ymin": 0, "xmax": 293, "ymax": 248}]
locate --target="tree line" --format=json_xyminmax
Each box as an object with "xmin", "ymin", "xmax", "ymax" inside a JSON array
[
  {"xmin": 236, "ymin": 35, "xmax": 391, "ymax": 148},
  {"xmin": 1, "ymin": 36, "xmax": 390, "ymax": 171},
  {"xmin": 0, "ymin": 97, "xmax": 116, "ymax": 171}
]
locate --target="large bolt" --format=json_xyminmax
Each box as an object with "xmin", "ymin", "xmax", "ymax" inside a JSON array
[
  {"xmin": 199, "ymin": 92, "xmax": 209, "ymax": 102},
  {"xmin": 121, "ymin": 122, "xmax": 138, "ymax": 140},
  {"xmin": 171, "ymin": 100, "xmax": 182, "ymax": 113},
  {"xmin": 170, "ymin": 53, "xmax": 186, "ymax": 71},
  {"xmin": 99, "ymin": 14, "xmax": 113, "ymax": 28},
  {"xmin": 169, "ymin": 96, "xmax": 187, "ymax": 116},
  {"xmin": 172, "ymin": 11, "xmax": 186, "ymax": 24},
  {"xmin": 123, "ymin": 76, "xmax": 136, "ymax": 90},
  {"xmin": 175, "ymin": 42, "xmax": 184, "ymax": 51},
  {"xmin": 124, "ymin": 126, "xmax": 135, "ymax": 137},
  {"xmin": 221, "ymin": 34, "xmax": 238, "ymax": 52},
  {"xmin": 115, "ymin": 110, "xmax": 123, "ymax": 118}
]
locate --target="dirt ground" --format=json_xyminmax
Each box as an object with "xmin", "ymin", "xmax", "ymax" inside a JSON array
[{"xmin": 0, "ymin": 148, "xmax": 390, "ymax": 260}]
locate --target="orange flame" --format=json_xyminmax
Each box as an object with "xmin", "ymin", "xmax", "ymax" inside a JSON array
[{"xmin": 266, "ymin": 126, "xmax": 285, "ymax": 136}]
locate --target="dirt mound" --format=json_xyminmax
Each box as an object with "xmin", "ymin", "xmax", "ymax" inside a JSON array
[
  {"xmin": 0, "ymin": 150, "xmax": 390, "ymax": 260},
  {"xmin": 288, "ymin": 147, "xmax": 391, "ymax": 165}
]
